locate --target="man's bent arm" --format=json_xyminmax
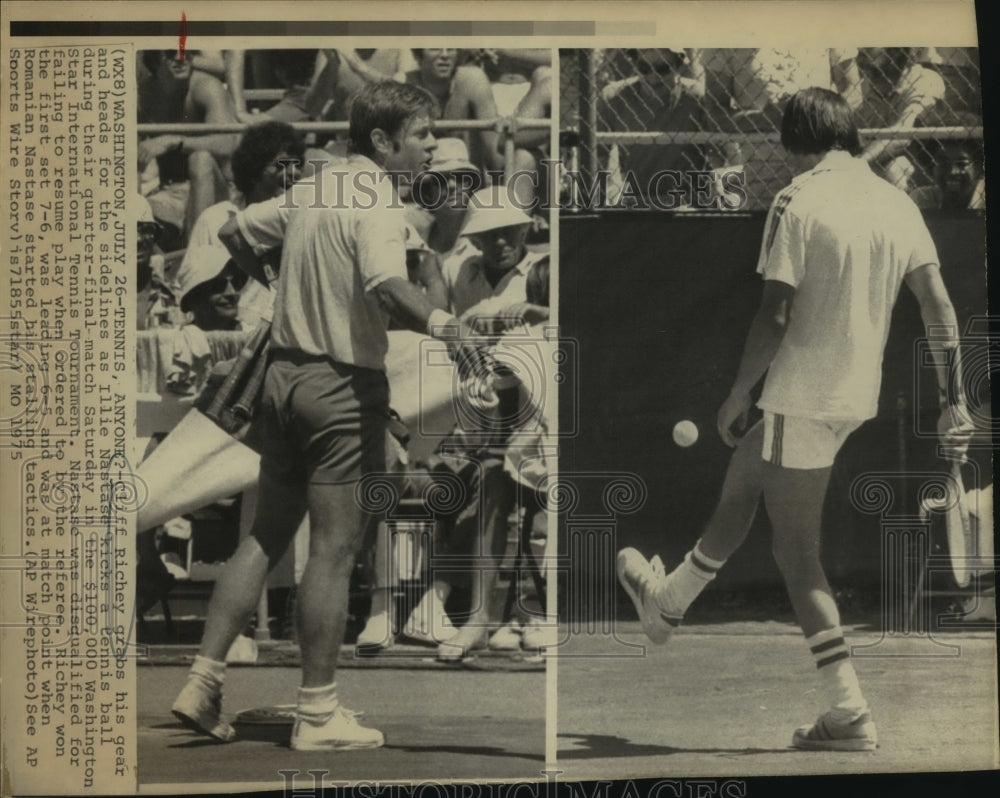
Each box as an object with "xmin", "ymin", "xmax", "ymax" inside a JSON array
[
  {"xmin": 219, "ymin": 217, "xmax": 271, "ymax": 286},
  {"xmin": 374, "ymin": 276, "xmax": 458, "ymax": 336},
  {"xmin": 718, "ymin": 280, "xmax": 795, "ymax": 445}
]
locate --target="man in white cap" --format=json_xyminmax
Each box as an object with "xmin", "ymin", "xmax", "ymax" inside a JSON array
[
  {"xmin": 430, "ymin": 185, "xmax": 551, "ymax": 660},
  {"xmin": 405, "ymin": 137, "xmax": 483, "ymax": 255},
  {"xmin": 136, "ymin": 194, "xmax": 183, "ymax": 331},
  {"xmin": 173, "ymin": 246, "xmax": 247, "ymax": 332},
  {"xmin": 443, "ymin": 185, "xmax": 550, "ymax": 332}
]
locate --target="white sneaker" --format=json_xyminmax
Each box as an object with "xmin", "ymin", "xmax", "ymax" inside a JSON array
[
  {"xmin": 171, "ymin": 677, "xmax": 236, "ymax": 742},
  {"xmin": 356, "ymin": 610, "xmax": 394, "ymax": 651},
  {"xmin": 792, "ymin": 710, "xmax": 878, "ymax": 751},
  {"xmin": 616, "ymin": 548, "xmax": 682, "ymax": 644},
  {"xmin": 520, "ymin": 618, "xmax": 557, "ymax": 651},
  {"xmin": 488, "ymin": 623, "xmax": 522, "ymax": 650},
  {"xmin": 402, "ymin": 607, "xmax": 457, "ymax": 645},
  {"xmin": 290, "ymin": 705, "xmax": 385, "ymax": 751}
]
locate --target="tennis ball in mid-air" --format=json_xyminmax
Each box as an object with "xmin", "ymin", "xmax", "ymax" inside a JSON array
[{"xmin": 672, "ymin": 420, "xmax": 699, "ymax": 448}]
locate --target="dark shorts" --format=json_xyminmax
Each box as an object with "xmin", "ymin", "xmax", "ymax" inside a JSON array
[{"xmin": 259, "ymin": 350, "xmax": 390, "ymax": 485}]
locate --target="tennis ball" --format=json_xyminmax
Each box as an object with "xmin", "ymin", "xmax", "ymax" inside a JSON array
[{"xmin": 672, "ymin": 420, "xmax": 699, "ymax": 448}]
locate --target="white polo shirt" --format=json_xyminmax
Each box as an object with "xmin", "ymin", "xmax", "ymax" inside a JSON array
[
  {"xmin": 236, "ymin": 155, "xmax": 408, "ymax": 371},
  {"xmin": 757, "ymin": 150, "xmax": 940, "ymax": 421}
]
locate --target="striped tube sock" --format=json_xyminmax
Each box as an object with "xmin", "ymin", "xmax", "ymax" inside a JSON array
[
  {"xmin": 656, "ymin": 541, "xmax": 726, "ymax": 617},
  {"xmin": 806, "ymin": 627, "xmax": 868, "ymax": 718},
  {"xmin": 297, "ymin": 682, "xmax": 338, "ymax": 722}
]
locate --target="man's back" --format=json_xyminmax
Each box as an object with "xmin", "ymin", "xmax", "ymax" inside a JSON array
[
  {"xmin": 237, "ymin": 156, "xmax": 408, "ymax": 369},
  {"xmin": 758, "ymin": 150, "xmax": 940, "ymax": 421}
]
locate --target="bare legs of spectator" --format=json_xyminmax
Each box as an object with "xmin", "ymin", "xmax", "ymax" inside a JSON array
[
  {"xmin": 185, "ymin": 150, "xmax": 230, "ymax": 243},
  {"xmin": 507, "ymin": 65, "xmax": 552, "ymax": 212},
  {"xmin": 355, "ymin": 520, "xmax": 395, "ymax": 649},
  {"xmin": 438, "ymin": 465, "xmax": 515, "ymax": 660}
]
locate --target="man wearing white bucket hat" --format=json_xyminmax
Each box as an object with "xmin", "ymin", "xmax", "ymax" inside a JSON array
[
  {"xmin": 170, "ymin": 81, "xmax": 492, "ymax": 751},
  {"xmin": 427, "ymin": 185, "xmax": 550, "ymax": 661},
  {"xmin": 442, "ymin": 185, "xmax": 550, "ymax": 333}
]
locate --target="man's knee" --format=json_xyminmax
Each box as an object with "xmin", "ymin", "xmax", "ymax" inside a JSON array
[{"xmin": 530, "ymin": 65, "xmax": 552, "ymax": 87}]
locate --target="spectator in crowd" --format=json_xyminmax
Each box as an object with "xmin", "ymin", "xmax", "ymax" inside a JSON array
[
  {"xmin": 706, "ymin": 47, "xmax": 862, "ymax": 207},
  {"xmin": 600, "ymin": 48, "xmax": 708, "ymax": 207},
  {"xmin": 405, "ymin": 49, "xmax": 505, "ymax": 176},
  {"xmin": 859, "ymin": 47, "xmax": 949, "ymax": 191},
  {"xmin": 484, "ymin": 254, "xmax": 553, "ymax": 653},
  {"xmin": 909, "ymin": 132, "xmax": 985, "ymax": 210},
  {"xmin": 402, "ymin": 224, "xmax": 450, "ymax": 313},
  {"xmin": 222, "ymin": 49, "xmax": 320, "ymax": 124},
  {"xmin": 175, "ymin": 249, "xmax": 247, "ymax": 333},
  {"xmin": 469, "ymin": 49, "xmax": 553, "ymax": 210},
  {"xmin": 137, "ymin": 195, "xmax": 183, "ymax": 330},
  {"xmin": 434, "ymin": 187, "xmax": 550, "ymax": 661},
  {"xmin": 137, "ymin": 50, "xmax": 242, "ymax": 249},
  {"xmin": 163, "ymin": 247, "xmax": 246, "ymax": 397},
  {"xmin": 181, "ymin": 120, "xmax": 306, "ymax": 330},
  {"xmin": 405, "ymin": 137, "xmax": 484, "ymax": 254},
  {"xmin": 311, "ymin": 49, "xmax": 411, "ymax": 122}
]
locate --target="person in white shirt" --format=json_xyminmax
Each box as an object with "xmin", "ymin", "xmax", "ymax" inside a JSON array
[
  {"xmin": 618, "ymin": 88, "xmax": 972, "ymax": 752},
  {"xmin": 170, "ymin": 81, "xmax": 491, "ymax": 752}
]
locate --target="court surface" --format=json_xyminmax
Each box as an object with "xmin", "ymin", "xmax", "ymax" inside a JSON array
[
  {"xmin": 138, "ymin": 658, "xmax": 546, "ymax": 787},
  {"xmin": 557, "ymin": 622, "xmax": 999, "ymax": 779}
]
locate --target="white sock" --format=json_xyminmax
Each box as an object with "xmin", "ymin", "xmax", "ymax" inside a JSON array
[
  {"xmin": 190, "ymin": 655, "xmax": 226, "ymax": 687},
  {"xmin": 368, "ymin": 587, "xmax": 390, "ymax": 618},
  {"xmin": 806, "ymin": 627, "xmax": 868, "ymax": 718},
  {"xmin": 656, "ymin": 541, "xmax": 726, "ymax": 617},
  {"xmin": 297, "ymin": 683, "xmax": 338, "ymax": 722}
]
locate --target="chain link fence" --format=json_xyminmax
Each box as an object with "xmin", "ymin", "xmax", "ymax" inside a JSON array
[{"xmin": 560, "ymin": 47, "xmax": 983, "ymax": 211}]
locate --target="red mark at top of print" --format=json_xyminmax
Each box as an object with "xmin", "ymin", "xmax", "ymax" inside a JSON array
[{"xmin": 177, "ymin": 12, "xmax": 187, "ymax": 62}]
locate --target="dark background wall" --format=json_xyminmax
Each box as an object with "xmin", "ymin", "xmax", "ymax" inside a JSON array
[{"xmin": 558, "ymin": 211, "xmax": 990, "ymax": 617}]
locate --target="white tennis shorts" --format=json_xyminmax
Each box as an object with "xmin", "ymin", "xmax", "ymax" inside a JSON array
[{"xmin": 762, "ymin": 412, "xmax": 863, "ymax": 470}]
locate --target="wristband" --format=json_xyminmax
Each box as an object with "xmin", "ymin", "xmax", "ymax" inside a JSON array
[{"xmin": 427, "ymin": 309, "xmax": 459, "ymax": 338}]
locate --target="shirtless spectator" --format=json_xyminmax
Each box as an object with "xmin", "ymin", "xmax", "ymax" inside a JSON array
[
  {"xmin": 469, "ymin": 49, "xmax": 553, "ymax": 210},
  {"xmin": 860, "ymin": 48, "xmax": 951, "ymax": 191},
  {"xmin": 138, "ymin": 50, "xmax": 242, "ymax": 250},
  {"xmin": 705, "ymin": 47, "xmax": 862, "ymax": 207},
  {"xmin": 406, "ymin": 49, "xmax": 504, "ymax": 176},
  {"xmin": 221, "ymin": 49, "xmax": 319, "ymax": 124},
  {"xmin": 310, "ymin": 49, "xmax": 410, "ymax": 122}
]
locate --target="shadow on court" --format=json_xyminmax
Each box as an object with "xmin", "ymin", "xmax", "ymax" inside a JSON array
[
  {"xmin": 558, "ymin": 622, "xmax": 999, "ymax": 778},
  {"xmin": 139, "ymin": 664, "xmax": 545, "ymax": 785},
  {"xmin": 557, "ymin": 733, "xmax": 792, "ymax": 759}
]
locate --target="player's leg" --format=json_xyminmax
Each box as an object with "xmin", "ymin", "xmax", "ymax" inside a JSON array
[
  {"xmin": 617, "ymin": 421, "xmax": 764, "ymax": 643},
  {"xmin": 761, "ymin": 414, "xmax": 875, "ymax": 751},
  {"xmin": 288, "ymin": 479, "xmax": 384, "ymax": 750},
  {"xmin": 171, "ymin": 470, "xmax": 307, "ymax": 741},
  {"xmin": 297, "ymin": 480, "xmax": 366, "ymax": 686},
  {"xmin": 289, "ymin": 362, "xmax": 388, "ymax": 751},
  {"xmin": 764, "ymin": 461, "xmax": 838, "ymax": 636}
]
